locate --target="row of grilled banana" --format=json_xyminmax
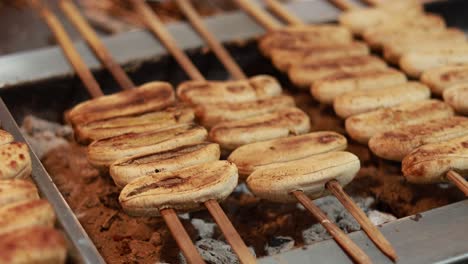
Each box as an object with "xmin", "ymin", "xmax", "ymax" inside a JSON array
[
  {"xmin": 256, "ymin": 0, "xmax": 468, "ymax": 185},
  {"xmin": 0, "ymin": 129, "xmax": 66, "ymax": 264}
]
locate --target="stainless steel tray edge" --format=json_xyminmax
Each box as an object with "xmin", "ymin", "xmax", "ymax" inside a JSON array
[{"xmin": 0, "ymin": 97, "xmax": 105, "ymax": 264}]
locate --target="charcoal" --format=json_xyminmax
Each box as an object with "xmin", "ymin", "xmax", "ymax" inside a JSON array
[
  {"xmin": 265, "ymin": 236, "xmax": 295, "ymax": 255},
  {"xmin": 179, "ymin": 238, "xmax": 256, "ymax": 264},
  {"xmin": 191, "ymin": 218, "xmax": 216, "ymax": 239}
]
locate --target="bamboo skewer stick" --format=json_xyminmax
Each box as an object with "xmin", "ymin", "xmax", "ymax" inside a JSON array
[
  {"xmin": 328, "ymin": 0, "xmax": 358, "ymax": 11},
  {"xmin": 204, "ymin": 200, "xmax": 256, "ymax": 264},
  {"xmin": 260, "ymin": 2, "xmax": 399, "ymax": 259},
  {"xmin": 327, "ymin": 181, "xmax": 398, "ymax": 261},
  {"xmin": 30, "ymin": 2, "xmax": 205, "ymax": 263},
  {"xmin": 234, "ymin": 0, "xmax": 282, "ymax": 32},
  {"xmin": 329, "ymin": 0, "xmax": 468, "ymax": 198},
  {"xmin": 130, "ymin": 0, "xmax": 204, "ymax": 81},
  {"xmin": 446, "ymin": 171, "xmax": 468, "ymax": 196},
  {"xmin": 175, "ymin": 0, "xmax": 246, "ymax": 80},
  {"xmin": 263, "ymin": 0, "xmax": 303, "ymax": 26},
  {"xmin": 293, "ymin": 191, "xmax": 372, "ymax": 264},
  {"xmin": 129, "ymin": 2, "xmax": 256, "ymax": 263},
  {"xmin": 160, "ymin": 209, "xmax": 206, "ymax": 264},
  {"xmin": 30, "ymin": 0, "xmax": 103, "ymax": 98},
  {"xmin": 59, "ymin": 0, "xmax": 135, "ymax": 90}
]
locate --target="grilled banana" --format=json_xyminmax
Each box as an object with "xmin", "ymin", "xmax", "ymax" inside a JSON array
[
  {"xmin": 209, "ymin": 107, "xmax": 310, "ymax": 150},
  {"xmin": 271, "ymin": 41, "xmax": 369, "ymax": 72},
  {"xmin": 196, "ymin": 95, "xmax": 295, "ymax": 128},
  {"xmin": 259, "ymin": 25, "xmax": 352, "ymax": 57},
  {"xmin": 289, "ymin": 55, "xmax": 387, "ymax": 89},
  {"xmin": 421, "ymin": 65, "xmax": 468, "ymax": 95},
  {"xmin": 0, "ymin": 179, "xmax": 39, "ymax": 208},
  {"xmin": 74, "ymin": 105, "xmax": 195, "ymax": 144},
  {"xmin": 402, "ymin": 134, "xmax": 468, "ymax": 184},
  {"xmin": 333, "ymin": 82, "xmax": 430, "ymax": 119},
  {"xmin": 369, "ymin": 116, "xmax": 468, "ymax": 161},
  {"xmin": 0, "ymin": 129, "xmax": 13, "ymax": 146},
  {"xmin": 0, "ymin": 199, "xmax": 55, "ymax": 235},
  {"xmin": 443, "ymin": 83, "xmax": 468, "ymax": 115},
  {"xmin": 119, "ymin": 161, "xmax": 238, "ymax": 216},
  {"xmin": 0, "ymin": 226, "xmax": 66, "ymax": 264},
  {"xmin": 345, "ymin": 99, "xmax": 454, "ymax": 144},
  {"xmin": 311, "ymin": 69, "xmax": 407, "ymax": 105},
  {"xmin": 177, "ymin": 75, "xmax": 281, "ymax": 104},
  {"xmin": 228, "ymin": 131, "xmax": 347, "ymax": 178},
  {"xmin": 0, "ymin": 142, "xmax": 32, "ymax": 180},
  {"xmin": 384, "ymin": 40, "xmax": 468, "ymax": 64},
  {"xmin": 400, "ymin": 48, "xmax": 468, "ymax": 78},
  {"xmin": 247, "ymin": 151, "xmax": 360, "ymax": 202},
  {"xmin": 110, "ymin": 142, "xmax": 220, "ymax": 188},
  {"xmin": 67, "ymin": 81, "xmax": 175, "ymax": 126},
  {"xmin": 88, "ymin": 124, "xmax": 208, "ymax": 167}
]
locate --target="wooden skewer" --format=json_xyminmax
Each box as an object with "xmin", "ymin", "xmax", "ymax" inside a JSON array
[
  {"xmin": 175, "ymin": 0, "xmax": 246, "ymax": 80},
  {"xmin": 30, "ymin": 1, "xmax": 205, "ymax": 263},
  {"xmin": 130, "ymin": 0, "xmax": 204, "ymax": 81},
  {"xmin": 29, "ymin": 0, "xmax": 103, "ymax": 98},
  {"xmin": 160, "ymin": 209, "xmax": 206, "ymax": 264},
  {"xmin": 263, "ymin": 0, "xmax": 303, "ymax": 26},
  {"xmin": 327, "ymin": 0, "xmax": 359, "ymax": 11},
  {"xmin": 293, "ymin": 191, "xmax": 372, "ymax": 264},
  {"xmin": 360, "ymin": 0, "xmax": 382, "ymax": 5},
  {"xmin": 130, "ymin": 2, "xmax": 256, "ymax": 263},
  {"xmin": 260, "ymin": 0, "xmax": 398, "ymax": 261},
  {"xmin": 327, "ymin": 180, "xmax": 398, "ymax": 261},
  {"xmin": 446, "ymin": 171, "xmax": 468, "ymax": 196},
  {"xmin": 205, "ymin": 200, "xmax": 257, "ymax": 264},
  {"xmin": 233, "ymin": 0, "xmax": 282, "ymax": 32},
  {"xmin": 59, "ymin": 0, "xmax": 135, "ymax": 90}
]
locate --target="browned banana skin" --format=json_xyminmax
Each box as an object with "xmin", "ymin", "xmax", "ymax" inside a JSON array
[
  {"xmin": 67, "ymin": 82, "xmax": 175, "ymax": 126},
  {"xmin": 369, "ymin": 116, "xmax": 468, "ymax": 161},
  {"xmin": 195, "ymin": 95, "xmax": 295, "ymax": 128},
  {"xmin": 0, "ymin": 226, "xmax": 67, "ymax": 264},
  {"xmin": 209, "ymin": 107, "xmax": 311, "ymax": 150},
  {"xmin": 402, "ymin": 134, "xmax": 468, "ymax": 184}
]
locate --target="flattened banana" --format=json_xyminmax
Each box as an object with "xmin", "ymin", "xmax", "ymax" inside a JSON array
[
  {"xmin": 247, "ymin": 151, "xmax": 360, "ymax": 202},
  {"xmin": 369, "ymin": 117, "xmax": 468, "ymax": 161},
  {"xmin": 384, "ymin": 40, "xmax": 468, "ymax": 64},
  {"xmin": 421, "ymin": 65, "xmax": 468, "ymax": 95},
  {"xmin": 74, "ymin": 105, "xmax": 194, "ymax": 144},
  {"xmin": 402, "ymin": 134, "xmax": 468, "ymax": 184},
  {"xmin": 289, "ymin": 55, "xmax": 387, "ymax": 89},
  {"xmin": 345, "ymin": 100, "xmax": 454, "ymax": 144},
  {"xmin": 87, "ymin": 124, "xmax": 208, "ymax": 167},
  {"xmin": 364, "ymin": 27, "xmax": 464, "ymax": 50},
  {"xmin": 259, "ymin": 25, "xmax": 352, "ymax": 57},
  {"xmin": 209, "ymin": 107, "xmax": 310, "ymax": 150},
  {"xmin": 0, "ymin": 199, "xmax": 55, "ymax": 235},
  {"xmin": 0, "ymin": 142, "xmax": 32, "ymax": 180},
  {"xmin": 177, "ymin": 75, "xmax": 281, "ymax": 104},
  {"xmin": 333, "ymin": 82, "xmax": 430, "ymax": 119},
  {"xmin": 0, "ymin": 227, "xmax": 66, "ymax": 264},
  {"xmin": 311, "ymin": 69, "xmax": 407, "ymax": 104},
  {"xmin": 67, "ymin": 82, "xmax": 175, "ymax": 126},
  {"xmin": 443, "ymin": 83, "xmax": 468, "ymax": 115},
  {"xmin": 0, "ymin": 129, "xmax": 13, "ymax": 146},
  {"xmin": 110, "ymin": 142, "xmax": 220, "ymax": 188},
  {"xmin": 119, "ymin": 161, "xmax": 238, "ymax": 216},
  {"xmin": 196, "ymin": 95, "xmax": 295, "ymax": 128},
  {"xmin": 228, "ymin": 131, "xmax": 347, "ymax": 177},
  {"xmin": 270, "ymin": 41, "xmax": 369, "ymax": 72},
  {"xmin": 0, "ymin": 179, "xmax": 39, "ymax": 207},
  {"xmin": 400, "ymin": 48, "xmax": 468, "ymax": 78}
]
